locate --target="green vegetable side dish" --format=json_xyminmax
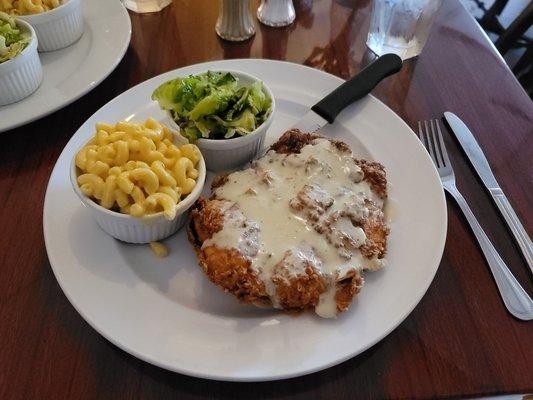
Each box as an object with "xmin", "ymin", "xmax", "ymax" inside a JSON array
[
  {"xmin": 151, "ymin": 71, "xmax": 272, "ymax": 142},
  {"xmin": 0, "ymin": 12, "xmax": 30, "ymax": 64}
]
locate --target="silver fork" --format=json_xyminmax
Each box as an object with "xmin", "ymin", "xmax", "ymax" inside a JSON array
[{"xmin": 418, "ymin": 119, "xmax": 533, "ymax": 321}]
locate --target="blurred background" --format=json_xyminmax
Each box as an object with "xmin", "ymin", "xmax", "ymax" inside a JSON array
[
  {"xmin": 462, "ymin": 0, "xmax": 532, "ymax": 94},
  {"xmin": 123, "ymin": 0, "xmax": 533, "ymax": 96}
]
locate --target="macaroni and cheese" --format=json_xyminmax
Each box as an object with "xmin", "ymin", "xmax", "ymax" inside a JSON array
[
  {"xmin": 75, "ymin": 119, "xmax": 201, "ymax": 221},
  {"xmin": 149, "ymin": 242, "xmax": 169, "ymax": 258},
  {"xmin": 0, "ymin": 0, "xmax": 62, "ymax": 15}
]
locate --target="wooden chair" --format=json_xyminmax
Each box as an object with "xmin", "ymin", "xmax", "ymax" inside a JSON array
[
  {"xmin": 494, "ymin": 2, "xmax": 533, "ymax": 96},
  {"xmin": 477, "ymin": 0, "xmax": 532, "ymax": 96},
  {"xmin": 479, "ymin": 0, "xmax": 510, "ymax": 35},
  {"xmin": 494, "ymin": 2, "xmax": 533, "ymax": 54}
]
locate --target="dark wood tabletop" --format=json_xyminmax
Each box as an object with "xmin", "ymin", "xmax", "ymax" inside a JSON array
[{"xmin": 1, "ymin": 0, "xmax": 532, "ymax": 399}]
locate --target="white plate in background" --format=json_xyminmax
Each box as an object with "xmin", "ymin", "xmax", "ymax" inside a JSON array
[
  {"xmin": 0, "ymin": 0, "xmax": 131, "ymax": 133},
  {"xmin": 44, "ymin": 59, "xmax": 447, "ymax": 381}
]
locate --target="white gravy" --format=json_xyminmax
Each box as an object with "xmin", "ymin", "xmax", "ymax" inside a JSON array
[
  {"xmin": 384, "ymin": 197, "xmax": 399, "ymax": 223},
  {"xmin": 203, "ymin": 138, "xmax": 387, "ymax": 318}
]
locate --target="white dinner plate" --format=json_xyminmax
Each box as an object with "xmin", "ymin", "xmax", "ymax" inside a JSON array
[
  {"xmin": 44, "ymin": 59, "xmax": 447, "ymax": 381},
  {"xmin": 0, "ymin": 0, "xmax": 131, "ymax": 133}
]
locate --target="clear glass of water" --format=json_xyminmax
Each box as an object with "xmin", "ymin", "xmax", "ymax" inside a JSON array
[
  {"xmin": 122, "ymin": 0, "xmax": 172, "ymax": 13},
  {"xmin": 367, "ymin": 0, "xmax": 442, "ymax": 60}
]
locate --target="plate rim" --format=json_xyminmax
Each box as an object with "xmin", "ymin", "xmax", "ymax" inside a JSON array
[
  {"xmin": 43, "ymin": 58, "xmax": 447, "ymax": 382},
  {"xmin": 0, "ymin": 0, "xmax": 132, "ymax": 133}
]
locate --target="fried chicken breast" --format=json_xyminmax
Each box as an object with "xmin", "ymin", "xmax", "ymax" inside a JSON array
[{"xmin": 188, "ymin": 130, "xmax": 389, "ymax": 318}]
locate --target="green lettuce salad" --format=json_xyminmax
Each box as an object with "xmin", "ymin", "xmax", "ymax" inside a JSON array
[
  {"xmin": 0, "ymin": 12, "xmax": 30, "ymax": 64},
  {"xmin": 151, "ymin": 71, "xmax": 272, "ymax": 142}
]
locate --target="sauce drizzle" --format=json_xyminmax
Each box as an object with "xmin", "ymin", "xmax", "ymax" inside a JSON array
[{"xmin": 203, "ymin": 138, "xmax": 387, "ymax": 317}]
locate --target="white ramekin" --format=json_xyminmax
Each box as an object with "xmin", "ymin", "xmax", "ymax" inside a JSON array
[
  {"xmin": 18, "ymin": 0, "xmax": 84, "ymax": 52},
  {"xmin": 70, "ymin": 145, "xmax": 206, "ymax": 244},
  {"xmin": 0, "ymin": 19, "xmax": 42, "ymax": 106},
  {"xmin": 165, "ymin": 70, "xmax": 275, "ymax": 171}
]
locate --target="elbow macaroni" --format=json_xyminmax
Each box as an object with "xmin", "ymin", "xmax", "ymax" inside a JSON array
[
  {"xmin": 0, "ymin": 0, "xmax": 62, "ymax": 15},
  {"xmin": 149, "ymin": 242, "xmax": 169, "ymax": 258},
  {"xmin": 75, "ymin": 119, "xmax": 201, "ymax": 220}
]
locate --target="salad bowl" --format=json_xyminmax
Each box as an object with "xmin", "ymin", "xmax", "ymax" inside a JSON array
[
  {"xmin": 153, "ymin": 70, "xmax": 275, "ymax": 171},
  {"xmin": 0, "ymin": 14, "xmax": 42, "ymax": 105}
]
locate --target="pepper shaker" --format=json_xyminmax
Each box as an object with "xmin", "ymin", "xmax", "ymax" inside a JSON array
[
  {"xmin": 216, "ymin": 0, "xmax": 256, "ymax": 41},
  {"xmin": 257, "ymin": 0, "xmax": 295, "ymax": 27}
]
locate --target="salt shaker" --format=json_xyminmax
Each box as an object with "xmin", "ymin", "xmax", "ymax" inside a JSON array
[
  {"xmin": 122, "ymin": 0, "xmax": 171, "ymax": 13},
  {"xmin": 257, "ymin": 0, "xmax": 295, "ymax": 27},
  {"xmin": 216, "ymin": 0, "xmax": 256, "ymax": 41}
]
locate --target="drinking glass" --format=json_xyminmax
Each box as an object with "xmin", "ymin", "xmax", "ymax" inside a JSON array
[
  {"xmin": 122, "ymin": 0, "xmax": 172, "ymax": 13},
  {"xmin": 367, "ymin": 0, "xmax": 442, "ymax": 60}
]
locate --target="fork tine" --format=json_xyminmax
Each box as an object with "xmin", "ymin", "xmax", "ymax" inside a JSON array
[
  {"xmin": 435, "ymin": 119, "xmax": 451, "ymax": 167},
  {"xmin": 417, "ymin": 121, "xmax": 429, "ymax": 152},
  {"xmin": 417, "ymin": 121, "xmax": 424, "ymax": 142},
  {"xmin": 430, "ymin": 119, "xmax": 445, "ymax": 167},
  {"xmin": 423, "ymin": 120, "xmax": 438, "ymax": 166},
  {"xmin": 417, "ymin": 121, "xmax": 431, "ymax": 159}
]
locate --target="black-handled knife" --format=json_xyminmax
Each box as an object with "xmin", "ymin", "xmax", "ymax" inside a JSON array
[{"xmin": 292, "ymin": 53, "xmax": 403, "ymax": 133}]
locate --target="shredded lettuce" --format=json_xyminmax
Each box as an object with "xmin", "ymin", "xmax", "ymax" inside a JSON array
[
  {"xmin": 0, "ymin": 12, "xmax": 30, "ymax": 64},
  {"xmin": 151, "ymin": 71, "xmax": 272, "ymax": 141}
]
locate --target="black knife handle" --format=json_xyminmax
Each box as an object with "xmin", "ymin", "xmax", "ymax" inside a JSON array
[{"xmin": 311, "ymin": 54, "xmax": 403, "ymax": 123}]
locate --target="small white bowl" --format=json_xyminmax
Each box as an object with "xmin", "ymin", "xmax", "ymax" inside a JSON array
[
  {"xmin": 165, "ymin": 70, "xmax": 275, "ymax": 171},
  {"xmin": 18, "ymin": 0, "xmax": 84, "ymax": 52},
  {"xmin": 0, "ymin": 18, "xmax": 42, "ymax": 106},
  {"xmin": 70, "ymin": 140, "xmax": 206, "ymax": 244}
]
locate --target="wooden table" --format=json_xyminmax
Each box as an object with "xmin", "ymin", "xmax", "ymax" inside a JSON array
[{"xmin": 1, "ymin": 0, "xmax": 532, "ymax": 398}]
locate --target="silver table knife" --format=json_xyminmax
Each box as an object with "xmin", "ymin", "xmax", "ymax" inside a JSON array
[
  {"xmin": 444, "ymin": 112, "xmax": 533, "ymax": 274},
  {"xmin": 292, "ymin": 54, "xmax": 403, "ymax": 133}
]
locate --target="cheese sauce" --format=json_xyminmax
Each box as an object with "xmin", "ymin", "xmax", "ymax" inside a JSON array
[{"xmin": 203, "ymin": 138, "xmax": 387, "ymax": 318}]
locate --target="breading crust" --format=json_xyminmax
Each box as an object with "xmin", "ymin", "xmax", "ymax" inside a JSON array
[{"xmin": 187, "ymin": 130, "xmax": 388, "ymax": 315}]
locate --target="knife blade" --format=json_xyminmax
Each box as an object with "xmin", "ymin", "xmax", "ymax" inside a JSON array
[
  {"xmin": 292, "ymin": 54, "xmax": 403, "ymax": 133},
  {"xmin": 444, "ymin": 112, "xmax": 533, "ymax": 273}
]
